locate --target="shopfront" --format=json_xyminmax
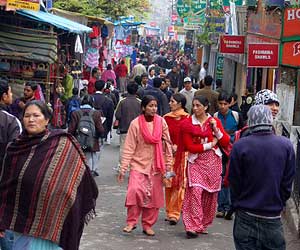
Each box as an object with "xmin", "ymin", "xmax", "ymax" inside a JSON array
[{"xmin": 280, "ymin": 7, "xmax": 300, "ymax": 125}]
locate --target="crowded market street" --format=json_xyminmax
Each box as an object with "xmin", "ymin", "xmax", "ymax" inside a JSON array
[{"xmin": 79, "ymin": 134, "xmax": 300, "ymax": 250}]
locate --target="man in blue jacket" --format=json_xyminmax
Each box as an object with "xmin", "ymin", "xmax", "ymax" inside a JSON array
[{"xmin": 229, "ymin": 105, "xmax": 295, "ymax": 250}]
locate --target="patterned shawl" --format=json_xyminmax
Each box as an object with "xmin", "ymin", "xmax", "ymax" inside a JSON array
[{"xmin": 0, "ymin": 129, "xmax": 98, "ymax": 250}]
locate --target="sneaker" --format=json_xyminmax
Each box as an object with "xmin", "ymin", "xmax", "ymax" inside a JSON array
[{"xmin": 216, "ymin": 211, "xmax": 225, "ymax": 218}]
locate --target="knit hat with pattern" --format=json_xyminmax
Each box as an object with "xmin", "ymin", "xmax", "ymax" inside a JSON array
[
  {"xmin": 255, "ymin": 89, "xmax": 280, "ymax": 106},
  {"xmin": 247, "ymin": 104, "xmax": 273, "ymax": 128}
]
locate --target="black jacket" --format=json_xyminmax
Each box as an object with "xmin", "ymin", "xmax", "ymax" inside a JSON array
[
  {"xmin": 0, "ymin": 105, "xmax": 22, "ymax": 165},
  {"xmin": 115, "ymin": 95, "xmax": 141, "ymax": 134},
  {"xmin": 92, "ymin": 92, "xmax": 114, "ymax": 138}
]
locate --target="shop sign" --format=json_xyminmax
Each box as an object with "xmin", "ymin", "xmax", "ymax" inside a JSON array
[
  {"xmin": 264, "ymin": 0, "xmax": 284, "ymax": 8},
  {"xmin": 7, "ymin": 0, "xmax": 39, "ymax": 11},
  {"xmin": 209, "ymin": 0, "xmax": 222, "ymax": 9},
  {"xmin": 215, "ymin": 54, "xmax": 224, "ymax": 80},
  {"xmin": 220, "ymin": 35, "xmax": 245, "ymax": 54},
  {"xmin": 177, "ymin": 0, "xmax": 191, "ymax": 18},
  {"xmin": 248, "ymin": 43, "xmax": 279, "ymax": 68},
  {"xmin": 206, "ymin": 17, "xmax": 225, "ymax": 33},
  {"xmin": 283, "ymin": 8, "xmax": 300, "ymax": 38},
  {"xmin": 247, "ymin": 11, "xmax": 281, "ymax": 39},
  {"xmin": 281, "ymin": 41, "xmax": 300, "ymax": 68},
  {"xmin": 191, "ymin": 0, "xmax": 206, "ymax": 13},
  {"xmin": 183, "ymin": 15, "xmax": 204, "ymax": 30}
]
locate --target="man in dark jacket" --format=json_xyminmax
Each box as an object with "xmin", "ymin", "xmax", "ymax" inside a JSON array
[
  {"xmin": 144, "ymin": 77, "xmax": 170, "ymax": 116},
  {"xmin": 229, "ymin": 105, "xmax": 295, "ymax": 250},
  {"xmin": 68, "ymin": 95, "xmax": 104, "ymax": 177},
  {"xmin": 92, "ymin": 80, "xmax": 114, "ymax": 141},
  {"xmin": 166, "ymin": 65, "xmax": 180, "ymax": 93},
  {"xmin": 115, "ymin": 83, "xmax": 141, "ymax": 171},
  {"xmin": 0, "ymin": 79, "xmax": 22, "ymax": 250}
]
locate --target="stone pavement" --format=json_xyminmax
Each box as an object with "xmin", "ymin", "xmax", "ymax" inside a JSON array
[{"xmin": 80, "ymin": 135, "xmax": 300, "ymax": 250}]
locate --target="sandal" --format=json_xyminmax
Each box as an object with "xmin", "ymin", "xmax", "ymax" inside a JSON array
[
  {"xmin": 143, "ymin": 228, "xmax": 155, "ymax": 236},
  {"xmin": 123, "ymin": 225, "xmax": 136, "ymax": 233},
  {"xmin": 169, "ymin": 218, "xmax": 178, "ymax": 225},
  {"xmin": 186, "ymin": 231, "xmax": 198, "ymax": 239}
]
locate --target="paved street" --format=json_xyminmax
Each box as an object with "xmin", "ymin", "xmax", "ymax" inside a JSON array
[{"xmin": 80, "ymin": 134, "xmax": 300, "ymax": 250}]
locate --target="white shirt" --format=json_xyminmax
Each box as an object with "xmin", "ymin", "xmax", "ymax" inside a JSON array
[
  {"xmin": 180, "ymin": 87, "xmax": 197, "ymax": 114},
  {"xmin": 199, "ymin": 67, "xmax": 207, "ymax": 81}
]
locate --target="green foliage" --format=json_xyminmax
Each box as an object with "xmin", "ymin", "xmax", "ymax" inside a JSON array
[{"xmin": 53, "ymin": 0, "xmax": 149, "ymax": 20}]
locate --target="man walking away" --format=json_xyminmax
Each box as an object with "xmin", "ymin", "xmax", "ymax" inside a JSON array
[
  {"xmin": 92, "ymin": 80, "xmax": 114, "ymax": 142},
  {"xmin": 68, "ymin": 95, "xmax": 104, "ymax": 177},
  {"xmin": 115, "ymin": 83, "xmax": 141, "ymax": 171},
  {"xmin": 229, "ymin": 105, "xmax": 295, "ymax": 250}
]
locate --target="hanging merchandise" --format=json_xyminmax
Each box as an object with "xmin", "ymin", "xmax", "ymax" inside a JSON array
[
  {"xmin": 115, "ymin": 25, "xmax": 126, "ymax": 41},
  {"xmin": 89, "ymin": 25, "xmax": 100, "ymax": 39},
  {"xmin": 84, "ymin": 47, "xmax": 100, "ymax": 69},
  {"xmin": 75, "ymin": 35, "xmax": 83, "ymax": 54},
  {"xmin": 101, "ymin": 24, "xmax": 109, "ymax": 38},
  {"xmin": 34, "ymin": 85, "xmax": 45, "ymax": 102}
]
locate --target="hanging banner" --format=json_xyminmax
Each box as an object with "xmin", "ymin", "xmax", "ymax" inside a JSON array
[
  {"xmin": 6, "ymin": 0, "xmax": 40, "ymax": 11},
  {"xmin": 282, "ymin": 8, "xmax": 300, "ymax": 39},
  {"xmin": 281, "ymin": 41, "xmax": 300, "ymax": 68},
  {"xmin": 215, "ymin": 54, "xmax": 224, "ymax": 80},
  {"xmin": 220, "ymin": 35, "xmax": 245, "ymax": 54},
  {"xmin": 177, "ymin": 0, "xmax": 191, "ymax": 18},
  {"xmin": 248, "ymin": 43, "xmax": 279, "ymax": 68}
]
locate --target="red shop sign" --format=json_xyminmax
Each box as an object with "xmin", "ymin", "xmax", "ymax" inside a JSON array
[
  {"xmin": 248, "ymin": 43, "xmax": 279, "ymax": 68},
  {"xmin": 220, "ymin": 35, "xmax": 245, "ymax": 54}
]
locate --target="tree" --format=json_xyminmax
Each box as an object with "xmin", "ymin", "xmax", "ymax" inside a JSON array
[{"xmin": 53, "ymin": 0, "xmax": 149, "ymax": 20}]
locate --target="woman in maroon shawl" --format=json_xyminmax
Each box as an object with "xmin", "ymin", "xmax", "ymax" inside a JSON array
[
  {"xmin": 178, "ymin": 95, "xmax": 230, "ymax": 238},
  {"xmin": 0, "ymin": 100, "xmax": 98, "ymax": 250}
]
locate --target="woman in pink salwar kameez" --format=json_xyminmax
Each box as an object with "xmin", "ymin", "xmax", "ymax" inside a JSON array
[
  {"xmin": 178, "ymin": 95, "xmax": 230, "ymax": 238},
  {"xmin": 118, "ymin": 95, "xmax": 172, "ymax": 236},
  {"xmin": 101, "ymin": 64, "xmax": 117, "ymax": 87}
]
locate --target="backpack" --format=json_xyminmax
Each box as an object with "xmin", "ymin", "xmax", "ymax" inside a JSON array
[
  {"xmin": 67, "ymin": 98, "xmax": 80, "ymax": 123},
  {"xmin": 76, "ymin": 110, "xmax": 95, "ymax": 151}
]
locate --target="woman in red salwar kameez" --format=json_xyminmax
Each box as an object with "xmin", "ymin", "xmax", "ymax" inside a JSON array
[
  {"xmin": 117, "ymin": 95, "xmax": 173, "ymax": 236},
  {"xmin": 179, "ymin": 95, "xmax": 230, "ymax": 238}
]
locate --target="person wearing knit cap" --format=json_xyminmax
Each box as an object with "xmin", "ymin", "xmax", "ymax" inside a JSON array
[
  {"xmin": 228, "ymin": 105, "xmax": 295, "ymax": 250},
  {"xmin": 255, "ymin": 89, "xmax": 280, "ymax": 118}
]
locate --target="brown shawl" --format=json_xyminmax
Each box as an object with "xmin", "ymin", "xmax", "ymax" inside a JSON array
[{"xmin": 0, "ymin": 129, "xmax": 98, "ymax": 250}]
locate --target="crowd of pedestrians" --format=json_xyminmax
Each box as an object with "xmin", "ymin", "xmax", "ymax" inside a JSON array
[{"xmin": 0, "ymin": 41, "xmax": 297, "ymax": 250}]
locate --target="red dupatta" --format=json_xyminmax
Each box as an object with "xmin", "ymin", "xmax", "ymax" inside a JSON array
[{"xmin": 138, "ymin": 114, "xmax": 165, "ymax": 174}]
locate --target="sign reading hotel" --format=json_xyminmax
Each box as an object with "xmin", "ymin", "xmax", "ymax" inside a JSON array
[
  {"xmin": 220, "ymin": 35, "xmax": 245, "ymax": 54},
  {"xmin": 283, "ymin": 8, "xmax": 300, "ymax": 38},
  {"xmin": 248, "ymin": 44, "xmax": 279, "ymax": 68},
  {"xmin": 281, "ymin": 42, "xmax": 300, "ymax": 68},
  {"xmin": 7, "ymin": 0, "xmax": 40, "ymax": 11}
]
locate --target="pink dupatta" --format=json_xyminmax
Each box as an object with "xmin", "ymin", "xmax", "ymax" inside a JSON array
[{"xmin": 138, "ymin": 114, "xmax": 165, "ymax": 174}]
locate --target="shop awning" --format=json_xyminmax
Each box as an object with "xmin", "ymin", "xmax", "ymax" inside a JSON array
[
  {"xmin": 50, "ymin": 8, "xmax": 114, "ymax": 26},
  {"xmin": 16, "ymin": 10, "xmax": 92, "ymax": 34}
]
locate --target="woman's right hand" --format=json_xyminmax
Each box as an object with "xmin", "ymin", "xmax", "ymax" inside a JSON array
[
  {"xmin": 212, "ymin": 137, "xmax": 218, "ymax": 147},
  {"xmin": 117, "ymin": 172, "xmax": 124, "ymax": 184}
]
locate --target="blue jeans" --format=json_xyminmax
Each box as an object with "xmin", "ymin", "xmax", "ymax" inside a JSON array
[
  {"xmin": 217, "ymin": 185, "xmax": 231, "ymax": 212},
  {"xmin": 233, "ymin": 210, "xmax": 286, "ymax": 250},
  {"xmin": 0, "ymin": 230, "xmax": 13, "ymax": 250}
]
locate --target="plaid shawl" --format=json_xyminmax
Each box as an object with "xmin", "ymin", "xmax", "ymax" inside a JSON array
[{"xmin": 0, "ymin": 129, "xmax": 98, "ymax": 250}]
